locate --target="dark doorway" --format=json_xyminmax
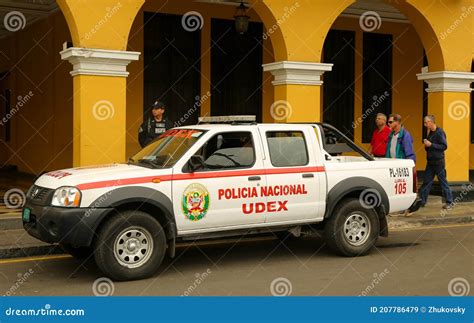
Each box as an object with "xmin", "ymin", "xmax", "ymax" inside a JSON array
[
  {"xmin": 143, "ymin": 12, "xmax": 201, "ymax": 126},
  {"xmin": 210, "ymin": 19, "xmax": 263, "ymax": 121},
  {"xmin": 323, "ymin": 29, "xmax": 356, "ymax": 139},
  {"xmin": 0, "ymin": 72, "xmax": 11, "ymax": 166},
  {"xmin": 362, "ymin": 33, "xmax": 393, "ymax": 143}
]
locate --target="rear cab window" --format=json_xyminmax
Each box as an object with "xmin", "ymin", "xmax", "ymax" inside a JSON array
[{"xmin": 266, "ymin": 131, "xmax": 309, "ymax": 167}]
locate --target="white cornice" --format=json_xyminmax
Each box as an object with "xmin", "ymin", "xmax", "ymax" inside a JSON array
[
  {"xmin": 263, "ymin": 61, "xmax": 333, "ymax": 86},
  {"xmin": 417, "ymin": 71, "xmax": 474, "ymax": 93},
  {"xmin": 60, "ymin": 47, "xmax": 140, "ymax": 77}
]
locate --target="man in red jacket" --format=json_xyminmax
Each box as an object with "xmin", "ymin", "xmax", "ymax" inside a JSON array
[{"xmin": 368, "ymin": 113, "xmax": 391, "ymax": 157}]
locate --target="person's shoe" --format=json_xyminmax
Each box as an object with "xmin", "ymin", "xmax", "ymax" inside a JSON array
[
  {"xmin": 420, "ymin": 203, "xmax": 426, "ymax": 208},
  {"xmin": 442, "ymin": 203, "xmax": 454, "ymax": 210}
]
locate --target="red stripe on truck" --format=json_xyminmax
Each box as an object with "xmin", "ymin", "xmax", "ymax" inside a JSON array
[{"xmin": 76, "ymin": 166, "xmax": 325, "ymax": 191}]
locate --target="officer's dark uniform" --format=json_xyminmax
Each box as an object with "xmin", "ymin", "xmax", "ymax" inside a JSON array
[{"xmin": 138, "ymin": 102, "xmax": 173, "ymax": 148}]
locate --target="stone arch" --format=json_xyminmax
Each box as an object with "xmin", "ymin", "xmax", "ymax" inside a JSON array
[
  {"xmin": 251, "ymin": 0, "xmax": 289, "ymax": 62},
  {"xmin": 316, "ymin": 0, "xmax": 446, "ymax": 70},
  {"xmin": 254, "ymin": 0, "xmax": 448, "ymax": 71},
  {"xmin": 56, "ymin": 0, "xmax": 144, "ymax": 50}
]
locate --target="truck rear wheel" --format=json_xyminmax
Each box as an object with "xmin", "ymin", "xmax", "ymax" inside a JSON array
[
  {"xmin": 94, "ymin": 210, "xmax": 166, "ymax": 281},
  {"xmin": 324, "ymin": 198, "xmax": 380, "ymax": 256}
]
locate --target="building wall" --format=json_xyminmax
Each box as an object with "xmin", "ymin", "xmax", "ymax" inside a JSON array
[
  {"xmin": 330, "ymin": 17, "xmax": 427, "ymax": 171},
  {"xmin": 0, "ymin": 1, "xmax": 471, "ymax": 175},
  {"xmin": 0, "ymin": 11, "xmax": 73, "ymax": 174},
  {"xmin": 126, "ymin": 1, "xmax": 274, "ymax": 158}
]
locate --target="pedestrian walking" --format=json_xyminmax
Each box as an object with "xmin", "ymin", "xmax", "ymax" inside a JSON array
[
  {"xmin": 385, "ymin": 114, "xmax": 416, "ymax": 162},
  {"xmin": 419, "ymin": 115, "xmax": 453, "ymax": 209}
]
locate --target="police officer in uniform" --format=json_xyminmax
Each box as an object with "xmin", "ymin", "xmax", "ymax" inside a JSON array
[{"xmin": 138, "ymin": 100, "xmax": 173, "ymax": 148}]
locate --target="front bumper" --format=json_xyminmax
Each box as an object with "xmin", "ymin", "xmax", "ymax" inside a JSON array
[{"xmin": 22, "ymin": 199, "xmax": 113, "ymax": 247}]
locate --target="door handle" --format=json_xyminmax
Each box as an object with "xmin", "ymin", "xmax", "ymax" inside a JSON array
[
  {"xmin": 248, "ymin": 176, "xmax": 261, "ymax": 181},
  {"xmin": 302, "ymin": 173, "xmax": 314, "ymax": 178}
]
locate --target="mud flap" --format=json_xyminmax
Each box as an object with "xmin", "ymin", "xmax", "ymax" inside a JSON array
[
  {"xmin": 167, "ymin": 237, "xmax": 176, "ymax": 258},
  {"xmin": 378, "ymin": 205, "xmax": 389, "ymax": 237},
  {"xmin": 165, "ymin": 222, "xmax": 176, "ymax": 258}
]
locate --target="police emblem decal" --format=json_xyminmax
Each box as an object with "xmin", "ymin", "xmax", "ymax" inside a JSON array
[{"xmin": 182, "ymin": 183, "xmax": 210, "ymax": 221}]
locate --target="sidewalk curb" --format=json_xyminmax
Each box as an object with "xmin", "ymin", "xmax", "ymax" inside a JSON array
[
  {"xmin": 0, "ymin": 215, "xmax": 22, "ymax": 230},
  {"xmin": 387, "ymin": 214, "xmax": 474, "ymax": 230},
  {"xmin": 0, "ymin": 245, "xmax": 63, "ymax": 259}
]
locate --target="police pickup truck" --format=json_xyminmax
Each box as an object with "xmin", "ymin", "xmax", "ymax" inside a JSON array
[{"xmin": 23, "ymin": 116, "xmax": 420, "ymax": 281}]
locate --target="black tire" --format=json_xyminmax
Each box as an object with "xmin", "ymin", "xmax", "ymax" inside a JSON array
[
  {"xmin": 59, "ymin": 243, "xmax": 93, "ymax": 260},
  {"xmin": 94, "ymin": 210, "xmax": 166, "ymax": 281},
  {"xmin": 324, "ymin": 198, "xmax": 380, "ymax": 256}
]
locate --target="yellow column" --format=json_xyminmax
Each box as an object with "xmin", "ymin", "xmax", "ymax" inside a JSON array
[
  {"xmin": 272, "ymin": 85, "xmax": 321, "ymax": 122},
  {"xmin": 263, "ymin": 61, "xmax": 332, "ymax": 122},
  {"xmin": 72, "ymin": 76, "xmax": 126, "ymax": 166},
  {"xmin": 61, "ymin": 47, "xmax": 140, "ymax": 166},
  {"xmin": 200, "ymin": 15, "xmax": 211, "ymax": 117},
  {"xmin": 427, "ymin": 92, "xmax": 470, "ymax": 182},
  {"xmin": 417, "ymin": 71, "xmax": 474, "ymax": 182},
  {"xmin": 57, "ymin": 0, "xmax": 144, "ymax": 166}
]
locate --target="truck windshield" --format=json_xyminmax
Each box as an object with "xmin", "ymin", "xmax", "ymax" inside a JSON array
[{"xmin": 130, "ymin": 129, "xmax": 206, "ymax": 168}]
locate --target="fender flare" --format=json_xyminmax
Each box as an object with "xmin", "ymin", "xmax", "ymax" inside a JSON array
[
  {"xmin": 325, "ymin": 177, "xmax": 390, "ymax": 236},
  {"xmin": 88, "ymin": 186, "xmax": 177, "ymax": 247}
]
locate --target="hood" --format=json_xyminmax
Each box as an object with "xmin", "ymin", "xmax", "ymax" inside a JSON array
[{"xmin": 34, "ymin": 163, "xmax": 172, "ymax": 190}]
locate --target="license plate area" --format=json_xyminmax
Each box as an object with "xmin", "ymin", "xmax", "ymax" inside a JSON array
[{"xmin": 22, "ymin": 208, "xmax": 31, "ymax": 223}]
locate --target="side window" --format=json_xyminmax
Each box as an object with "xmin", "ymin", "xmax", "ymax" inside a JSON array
[
  {"xmin": 266, "ymin": 131, "xmax": 309, "ymax": 167},
  {"xmin": 194, "ymin": 131, "xmax": 255, "ymax": 170}
]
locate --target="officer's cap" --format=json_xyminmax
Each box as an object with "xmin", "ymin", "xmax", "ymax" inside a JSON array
[{"xmin": 152, "ymin": 100, "xmax": 165, "ymax": 109}]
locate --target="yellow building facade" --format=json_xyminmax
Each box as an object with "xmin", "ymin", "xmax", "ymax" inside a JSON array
[{"xmin": 0, "ymin": 0, "xmax": 472, "ymax": 185}]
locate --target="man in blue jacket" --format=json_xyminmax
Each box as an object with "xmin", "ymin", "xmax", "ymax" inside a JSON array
[
  {"xmin": 385, "ymin": 114, "xmax": 416, "ymax": 162},
  {"xmin": 419, "ymin": 115, "xmax": 453, "ymax": 209}
]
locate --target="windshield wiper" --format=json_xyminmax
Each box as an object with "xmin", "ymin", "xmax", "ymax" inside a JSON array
[{"xmin": 136, "ymin": 159, "xmax": 160, "ymax": 169}]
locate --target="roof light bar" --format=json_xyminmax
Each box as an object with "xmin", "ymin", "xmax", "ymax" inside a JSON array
[{"xmin": 198, "ymin": 115, "xmax": 256, "ymax": 124}]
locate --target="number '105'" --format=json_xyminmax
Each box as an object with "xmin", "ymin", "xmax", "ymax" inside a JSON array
[{"xmin": 395, "ymin": 182, "xmax": 406, "ymax": 194}]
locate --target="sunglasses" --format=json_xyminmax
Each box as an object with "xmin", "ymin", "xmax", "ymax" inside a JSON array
[{"xmin": 388, "ymin": 121, "xmax": 394, "ymax": 124}]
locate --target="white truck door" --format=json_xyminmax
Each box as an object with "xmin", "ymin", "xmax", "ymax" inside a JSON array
[
  {"xmin": 172, "ymin": 129, "xmax": 267, "ymax": 233},
  {"xmin": 258, "ymin": 125, "xmax": 325, "ymax": 224}
]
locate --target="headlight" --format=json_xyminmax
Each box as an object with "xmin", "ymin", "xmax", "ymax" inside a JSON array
[{"xmin": 51, "ymin": 187, "xmax": 81, "ymax": 207}]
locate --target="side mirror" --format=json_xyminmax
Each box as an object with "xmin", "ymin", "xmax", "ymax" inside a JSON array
[{"xmin": 188, "ymin": 155, "xmax": 205, "ymax": 172}]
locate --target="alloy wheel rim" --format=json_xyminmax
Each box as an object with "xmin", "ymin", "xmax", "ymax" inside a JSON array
[
  {"xmin": 113, "ymin": 227, "xmax": 154, "ymax": 268},
  {"xmin": 343, "ymin": 213, "xmax": 371, "ymax": 246}
]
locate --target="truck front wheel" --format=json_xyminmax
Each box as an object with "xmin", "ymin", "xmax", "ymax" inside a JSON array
[
  {"xmin": 94, "ymin": 210, "xmax": 166, "ymax": 281},
  {"xmin": 324, "ymin": 198, "xmax": 380, "ymax": 256}
]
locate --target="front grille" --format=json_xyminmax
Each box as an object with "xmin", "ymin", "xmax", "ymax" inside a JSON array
[{"xmin": 28, "ymin": 185, "xmax": 54, "ymax": 205}]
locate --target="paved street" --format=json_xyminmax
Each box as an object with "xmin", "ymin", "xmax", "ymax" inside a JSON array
[{"xmin": 0, "ymin": 224, "xmax": 472, "ymax": 296}]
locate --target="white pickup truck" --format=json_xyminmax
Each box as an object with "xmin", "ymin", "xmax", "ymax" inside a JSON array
[{"xmin": 23, "ymin": 118, "xmax": 420, "ymax": 280}]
